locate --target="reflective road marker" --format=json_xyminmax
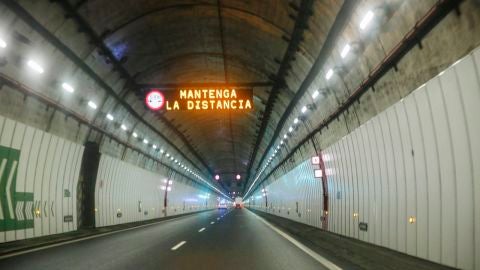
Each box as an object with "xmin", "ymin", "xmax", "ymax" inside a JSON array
[{"xmin": 198, "ymin": 228, "xmax": 205, "ymax": 232}]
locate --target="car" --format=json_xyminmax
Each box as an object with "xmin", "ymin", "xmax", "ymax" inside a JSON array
[
  {"xmin": 218, "ymin": 203, "xmax": 228, "ymax": 209},
  {"xmin": 235, "ymin": 204, "xmax": 242, "ymax": 209}
]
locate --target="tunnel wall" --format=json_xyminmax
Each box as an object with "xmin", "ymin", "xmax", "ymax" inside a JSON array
[
  {"xmin": 0, "ymin": 115, "xmax": 84, "ymax": 244},
  {"xmin": 94, "ymin": 154, "xmax": 217, "ymax": 228},
  {"xmin": 249, "ymin": 47, "xmax": 480, "ymax": 270}
]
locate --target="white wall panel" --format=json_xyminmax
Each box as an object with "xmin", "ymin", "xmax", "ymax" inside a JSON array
[
  {"xmin": 0, "ymin": 116, "xmax": 83, "ymax": 243},
  {"xmin": 251, "ymin": 48, "xmax": 480, "ymax": 269},
  {"xmin": 94, "ymin": 154, "xmax": 217, "ymax": 227}
]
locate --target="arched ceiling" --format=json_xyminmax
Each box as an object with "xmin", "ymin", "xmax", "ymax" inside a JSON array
[{"xmin": 68, "ymin": 0, "xmax": 343, "ymax": 194}]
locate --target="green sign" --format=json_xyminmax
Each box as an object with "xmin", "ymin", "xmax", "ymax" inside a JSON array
[{"xmin": 0, "ymin": 145, "xmax": 34, "ymax": 232}]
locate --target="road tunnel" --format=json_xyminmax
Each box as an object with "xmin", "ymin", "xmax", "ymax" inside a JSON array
[{"xmin": 0, "ymin": 0, "xmax": 479, "ymax": 269}]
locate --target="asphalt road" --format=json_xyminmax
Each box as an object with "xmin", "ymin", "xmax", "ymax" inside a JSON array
[{"xmin": 0, "ymin": 209, "xmax": 329, "ymax": 270}]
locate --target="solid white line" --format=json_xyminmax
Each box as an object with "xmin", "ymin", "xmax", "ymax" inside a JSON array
[
  {"xmin": 250, "ymin": 211, "xmax": 342, "ymax": 270},
  {"xmin": 171, "ymin": 241, "xmax": 187, "ymax": 251},
  {"xmin": 198, "ymin": 228, "xmax": 205, "ymax": 232},
  {"xmin": 0, "ymin": 211, "xmax": 214, "ymax": 260},
  {"xmin": 210, "ymin": 221, "xmax": 215, "ymax": 224}
]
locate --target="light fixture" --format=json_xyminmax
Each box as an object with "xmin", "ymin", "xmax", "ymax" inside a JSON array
[
  {"xmin": 152, "ymin": 144, "xmax": 157, "ymax": 149},
  {"xmin": 166, "ymin": 153, "xmax": 170, "ymax": 157},
  {"xmin": 27, "ymin": 60, "xmax": 44, "ymax": 74},
  {"xmin": 408, "ymin": 216, "xmax": 416, "ymax": 224},
  {"xmin": 288, "ymin": 126, "xmax": 293, "ymax": 133},
  {"xmin": 0, "ymin": 38, "xmax": 6, "ymax": 48},
  {"xmin": 132, "ymin": 132, "xmax": 138, "ymax": 138},
  {"xmin": 215, "ymin": 175, "xmax": 220, "ymax": 180},
  {"xmin": 236, "ymin": 174, "xmax": 241, "ymax": 180},
  {"xmin": 143, "ymin": 139, "xmax": 149, "ymax": 144},
  {"xmin": 360, "ymin": 10, "xmax": 374, "ymax": 30},
  {"xmin": 325, "ymin": 69, "xmax": 334, "ymax": 80},
  {"xmin": 170, "ymin": 156, "xmax": 174, "ymax": 160},
  {"xmin": 301, "ymin": 106, "xmax": 307, "ymax": 114},
  {"xmin": 87, "ymin": 101, "xmax": 97, "ymax": 110},
  {"xmin": 160, "ymin": 149, "xmax": 165, "ymax": 154},
  {"xmin": 283, "ymin": 134, "xmax": 288, "ymax": 139},
  {"xmin": 312, "ymin": 90, "xmax": 319, "ymax": 99},
  {"xmin": 169, "ymin": 180, "xmax": 173, "ymax": 185},
  {"xmin": 106, "ymin": 114, "xmax": 114, "ymax": 121},
  {"xmin": 280, "ymin": 140, "xmax": 284, "ymax": 144},
  {"xmin": 293, "ymin": 118, "xmax": 299, "ymax": 124},
  {"xmin": 62, "ymin": 83, "xmax": 75, "ymax": 93},
  {"xmin": 353, "ymin": 212, "xmax": 359, "ymax": 218},
  {"xmin": 341, "ymin": 44, "xmax": 351, "ymax": 58},
  {"xmin": 121, "ymin": 124, "xmax": 127, "ymax": 131}
]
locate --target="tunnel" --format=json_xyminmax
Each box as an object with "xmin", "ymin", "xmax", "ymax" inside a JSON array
[{"xmin": 0, "ymin": 0, "xmax": 479, "ymax": 269}]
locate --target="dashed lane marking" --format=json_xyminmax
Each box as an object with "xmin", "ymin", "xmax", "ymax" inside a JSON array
[
  {"xmin": 171, "ymin": 241, "xmax": 187, "ymax": 251},
  {"xmin": 198, "ymin": 228, "xmax": 205, "ymax": 232}
]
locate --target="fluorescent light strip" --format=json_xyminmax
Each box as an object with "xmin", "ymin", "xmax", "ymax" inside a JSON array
[
  {"xmin": 27, "ymin": 60, "xmax": 44, "ymax": 74},
  {"xmin": 340, "ymin": 44, "xmax": 351, "ymax": 58},
  {"xmin": 360, "ymin": 10, "xmax": 374, "ymax": 30}
]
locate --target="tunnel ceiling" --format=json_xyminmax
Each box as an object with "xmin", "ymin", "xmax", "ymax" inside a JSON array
[
  {"xmin": 70, "ymin": 0, "xmax": 342, "ymax": 194},
  {"xmin": 62, "ymin": 0, "xmax": 344, "ymax": 193}
]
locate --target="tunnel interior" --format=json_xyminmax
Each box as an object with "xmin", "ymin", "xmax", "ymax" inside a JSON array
[{"xmin": 0, "ymin": 0, "xmax": 480, "ymax": 269}]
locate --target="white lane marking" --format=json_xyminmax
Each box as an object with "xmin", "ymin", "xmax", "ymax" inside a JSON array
[
  {"xmin": 171, "ymin": 241, "xmax": 187, "ymax": 251},
  {"xmin": 217, "ymin": 217, "xmax": 220, "ymax": 220},
  {"xmin": 250, "ymin": 211, "xmax": 342, "ymax": 270},
  {"xmin": 0, "ymin": 210, "xmax": 216, "ymax": 260},
  {"xmin": 210, "ymin": 221, "xmax": 215, "ymax": 224},
  {"xmin": 6, "ymin": 160, "xmax": 18, "ymax": 219},
  {"xmin": 198, "ymin": 228, "xmax": 205, "ymax": 232}
]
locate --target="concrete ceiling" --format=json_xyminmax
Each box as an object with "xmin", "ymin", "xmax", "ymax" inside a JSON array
[{"xmin": 62, "ymin": 0, "xmax": 343, "ymax": 193}]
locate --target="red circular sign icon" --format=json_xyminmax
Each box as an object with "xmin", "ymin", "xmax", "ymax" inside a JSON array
[{"xmin": 145, "ymin": 90, "xmax": 165, "ymax": 110}]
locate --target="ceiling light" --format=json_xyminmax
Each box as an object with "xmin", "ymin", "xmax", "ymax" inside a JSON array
[
  {"xmin": 236, "ymin": 174, "xmax": 241, "ymax": 180},
  {"xmin": 288, "ymin": 126, "xmax": 293, "ymax": 133},
  {"xmin": 325, "ymin": 69, "xmax": 334, "ymax": 80},
  {"xmin": 170, "ymin": 157, "xmax": 174, "ymax": 160},
  {"xmin": 62, "ymin": 83, "xmax": 74, "ymax": 93},
  {"xmin": 340, "ymin": 44, "xmax": 351, "ymax": 58},
  {"xmin": 87, "ymin": 101, "xmax": 97, "ymax": 110},
  {"xmin": 0, "ymin": 38, "xmax": 6, "ymax": 48},
  {"xmin": 152, "ymin": 144, "xmax": 157, "ymax": 149},
  {"xmin": 166, "ymin": 153, "xmax": 170, "ymax": 157},
  {"xmin": 215, "ymin": 175, "xmax": 220, "ymax": 180},
  {"xmin": 27, "ymin": 60, "xmax": 44, "ymax": 74},
  {"xmin": 280, "ymin": 140, "xmax": 284, "ymax": 144},
  {"xmin": 132, "ymin": 132, "xmax": 138, "ymax": 138},
  {"xmin": 293, "ymin": 118, "xmax": 299, "ymax": 124},
  {"xmin": 106, "ymin": 114, "xmax": 114, "ymax": 121},
  {"xmin": 360, "ymin": 10, "xmax": 374, "ymax": 30},
  {"xmin": 301, "ymin": 106, "xmax": 307, "ymax": 114},
  {"xmin": 312, "ymin": 90, "xmax": 319, "ymax": 99},
  {"xmin": 284, "ymin": 134, "xmax": 288, "ymax": 139},
  {"xmin": 160, "ymin": 149, "xmax": 165, "ymax": 154},
  {"xmin": 143, "ymin": 139, "xmax": 149, "ymax": 144},
  {"xmin": 121, "ymin": 124, "xmax": 127, "ymax": 131}
]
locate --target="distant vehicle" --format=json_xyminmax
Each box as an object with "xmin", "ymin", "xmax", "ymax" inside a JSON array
[
  {"xmin": 234, "ymin": 197, "xmax": 243, "ymax": 209},
  {"xmin": 218, "ymin": 203, "xmax": 228, "ymax": 209}
]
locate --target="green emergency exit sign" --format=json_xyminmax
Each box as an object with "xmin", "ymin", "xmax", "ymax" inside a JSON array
[{"xmin": 0, "ymin": 145, "xmax": 34, "ymax": 232}]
